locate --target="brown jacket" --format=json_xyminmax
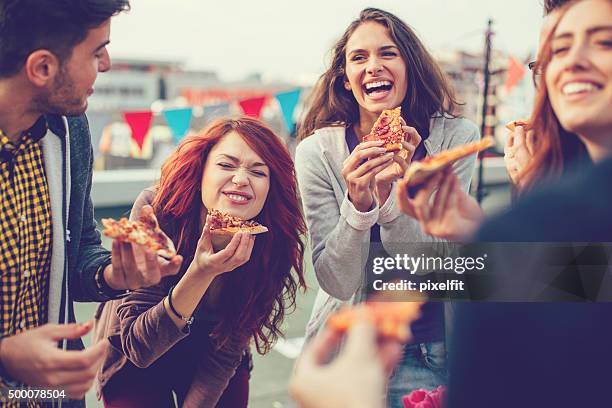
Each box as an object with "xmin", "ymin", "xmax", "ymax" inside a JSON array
[{"xmin": 95, "ymin": 188, "xmax": 248, "ymax": 408}]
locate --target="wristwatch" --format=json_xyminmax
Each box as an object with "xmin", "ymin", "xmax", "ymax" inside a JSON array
[{"xmin": 94, "ymin": 262, "xmax": 130, "ymax": 299}]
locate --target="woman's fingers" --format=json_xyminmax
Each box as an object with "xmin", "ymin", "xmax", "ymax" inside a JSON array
[
  {"xmin": 343, "ymin": 144, "xmax": 387, "ymax": 174},
  {"xmin": 230, "ymin": 234, "xmax": 255, "ymax": 269},
  {"xmin": 350, "ymin": 152, "xmax": 394, "ymax": 179},
  {"xmin": 513, "ymin": 126, "xmax": 526, "ymax": 148},
  {"xmin": 211, "ymin": 232, "xmax": 243, "ymax": 264},
  {"xmin": 402, "ymin": 126, "xmax": 422, "ymax": 146},
  {"xmin": 197, "ymin": 215, "xmax": 213, "ymax": 253},
  {"xmin": 525, "ymin": 130, "xmax": 536, "ymax": 156}
]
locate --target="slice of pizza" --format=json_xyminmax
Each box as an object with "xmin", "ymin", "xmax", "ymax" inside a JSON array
[
  {"xmin": 401, "ymin": 137, "xmax": 495, "ymax": 187},
  {"xmin": 101, "ymin": 212, "xmax": 176, "ymax": 259},
  {"xmin": 362, "ymin": 107, "xmax": 404, "ymax": 152},
  {"xmin": 505, "ymin": 120, "xmax": 530, "ymax": 132},
  {"xmin": 207, "ymin": 209, "xmax": 268, "ymax": 236},
  {"xmin": 327, "ymin": 301, "xmax": 423, "ymax": 342}
]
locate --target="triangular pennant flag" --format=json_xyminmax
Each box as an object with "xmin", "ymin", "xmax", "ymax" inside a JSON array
[
  {"xmin": 123, "ymin": 111, "xmax": 153, "ymax": 151},
  {"xmin": 238, "ymin": 96, "xmax": 267, "ymax": 118},
  {"xmin": 163, "ymin": 107, "xmax": 193, "ymax": 143},
  {"xmin": 275, "ymin": 88, "xmax": 302, "ymax": 133},
  {"xmin": 505, "ymin": 57, "xmax": 526, "ymax": 93},
  {"xmin": 202, "ymin": 102, "xmax": 231, "ymax": 123}
]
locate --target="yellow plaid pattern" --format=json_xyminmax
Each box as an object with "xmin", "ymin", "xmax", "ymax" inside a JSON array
[{"xmin": 0, "ymin": 126, "xmax": 52, "ymax": 408}]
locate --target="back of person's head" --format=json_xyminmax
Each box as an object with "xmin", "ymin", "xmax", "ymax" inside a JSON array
[
  {"xmin": 298, "ymin": 7, "xmax": 459, "ymax": 140},
  {"xmin": 0, "ymin": 0, "xmax": 130, "ymax": 78}
]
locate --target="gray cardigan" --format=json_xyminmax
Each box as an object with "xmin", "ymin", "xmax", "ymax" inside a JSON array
[{"xmin": 295, "ymin": 115, "xmax": 480, "ymax": 339}]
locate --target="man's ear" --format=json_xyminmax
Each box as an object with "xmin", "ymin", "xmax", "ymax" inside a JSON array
[{"xmin": 24, "ymin": 50, "xmax": 60, "ymax": 87}]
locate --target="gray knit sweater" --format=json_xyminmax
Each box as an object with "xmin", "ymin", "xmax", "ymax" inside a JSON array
[{"xmin": 295, "ymin": 115, "xmax": 480, "ymax": 339}]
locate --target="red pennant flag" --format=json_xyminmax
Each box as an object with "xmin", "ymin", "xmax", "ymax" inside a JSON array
[
  {"xmin": 123, "ymin": 111, "xmax": 153, "ymax": 151},
  {"xmin": 238, "ymin": 96, "xmax": 267, "ymax": 118},
  {"xmin": 505, "ymin": 57, "xmax": 526, "ymax": 93}
]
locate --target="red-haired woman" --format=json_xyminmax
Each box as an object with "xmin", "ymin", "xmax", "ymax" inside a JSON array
[{"xmin": 96, "ymin": 117, "xmax": 306, "ymax": 408}]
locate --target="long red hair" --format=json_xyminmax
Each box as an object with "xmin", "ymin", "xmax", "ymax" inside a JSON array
[
  {"xmin": 518, "ymin": 0, "xmax": 591, "ymax": 192},
  {"xmin": 152, "ymin": 117, "xmax": 306, "ymax": 354}
]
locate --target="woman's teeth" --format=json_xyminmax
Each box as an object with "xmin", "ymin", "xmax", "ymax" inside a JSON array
[
  {"xmin": 562, "ymin": 82, "xmax": 600, "ymax": 95},
  {"xmin": 227, "ymin": 194, "xmax": 248, "ymax": 202}
]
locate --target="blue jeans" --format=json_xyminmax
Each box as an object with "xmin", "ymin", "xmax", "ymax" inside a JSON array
[{"xmin": 386, "ymin": 341, "xmax": 447, "ymax": 408}]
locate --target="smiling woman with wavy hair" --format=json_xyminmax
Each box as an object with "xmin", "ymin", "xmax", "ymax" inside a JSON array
[
  {"xmin": 294, "ymin": 7, "xmax": 481, "ymax": 408},
  {"xmin": 96, "ymin": 116, "xmax": 306, "ymax": 408}
]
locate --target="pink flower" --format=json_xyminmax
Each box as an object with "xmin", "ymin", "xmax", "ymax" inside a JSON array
[
  {"xmin": 402, "ymin": 386, "xmax": 447, "ymax": 408},
  {"xmin": 427, "ymin": 386, "xmax": 447, "ymax": 408}
]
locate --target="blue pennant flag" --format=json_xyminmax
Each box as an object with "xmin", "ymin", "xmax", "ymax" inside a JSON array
[
  {"xmin": 163, "ymin": 108, "xmax": 193, "ymax": 143},
  {"xmin": 202, "ymin": 102, "xmax": 231, "ymax": 123},
  {"xmin": 275, "ymin": 89, "xmax": 301, "ymax": 134}
]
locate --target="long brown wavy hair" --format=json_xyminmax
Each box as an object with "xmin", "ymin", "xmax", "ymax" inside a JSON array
[
  {"xmin": 298, "ymin": 7, "xmax": 460, "ymax": 141},
  {"xmin": 518, "ymin": 0, "xmax": 592, "ymax": 192},
  {"xmin": 152, "ymin": 117, "xmax": 306, "ymax": 354}
]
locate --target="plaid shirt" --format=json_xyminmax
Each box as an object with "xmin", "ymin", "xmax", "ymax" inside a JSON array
[{"xmin": 0, "ymin": 118, "xmax": 52, "ymax": 408}]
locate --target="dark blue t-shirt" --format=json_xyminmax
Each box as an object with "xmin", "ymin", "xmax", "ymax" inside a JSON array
[{"xmin": 345, "ymin": 125, "xmax": 444, "ymax": 344}]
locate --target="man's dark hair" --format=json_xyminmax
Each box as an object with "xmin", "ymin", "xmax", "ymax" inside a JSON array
[
  {"xmin": 0, "ymin": 0, "xmax": 130, "ymax": 77},
  {"xmin": 543, "ymin": 0, "xmax": 572, "ymax": 15}
]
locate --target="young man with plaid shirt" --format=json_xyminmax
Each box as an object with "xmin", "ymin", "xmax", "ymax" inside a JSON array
[{"xmin": 0, "ymin": 1, "xmax": 182, "ymax": 405}]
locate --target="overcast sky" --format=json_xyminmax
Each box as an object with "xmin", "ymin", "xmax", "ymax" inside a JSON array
[{"xmin": 108, "ymin": 0, "xmax": 545, "ymax": 82}]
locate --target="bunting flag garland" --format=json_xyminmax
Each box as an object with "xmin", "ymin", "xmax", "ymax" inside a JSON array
[
  {"xmin": 117, "ymin": 89, "xmax": 300, "ymax": 153},
  {"xmin": 163, "ymin": 107, "xmax": 193, "ymax": 143},
  {"xmin": 123, "ymin": 111, "xmax": 153, "ymax": 151},
  {"xmin": 274, "ymin": 88, "xmax": 301, "ymax": 133},
  {"xmin": 238, "ymin": 96, "xmax": 267, "ymax": 118},
  {"xmin": 505, "ymin": 57, "xmax": 527, "ymax": 93}
]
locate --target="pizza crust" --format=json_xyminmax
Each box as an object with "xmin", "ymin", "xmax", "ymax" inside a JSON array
[
  {"xmin": 505, "ymin": 120, "xmax": 529, "ymax": 132},
  {"xmin": 210, "ymin": 225, "xmax": 269, "ymax": 236},
  {"xmin": 401, "ymin": 137, "xmax": 495, "ymax": 187}
]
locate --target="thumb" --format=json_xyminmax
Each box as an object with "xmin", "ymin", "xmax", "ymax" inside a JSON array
[
  {"xmin": 43, "ymin": 321, "xmax": 94, "ymax": 342},
  {"xmin": 161, "ymin": 254, "xmax": 183, "ymax": 277}
]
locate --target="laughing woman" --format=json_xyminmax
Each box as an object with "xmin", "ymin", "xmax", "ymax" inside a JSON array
[
  {"xmin": 397, "ymin": 0, "xmax": 612, "ymax": 242},
  {"xmin": 97, "ymin": 117, "xmax": 306, "ymax": 408},
  {"xmin": 295, "ymin": 7, "xmax": 480, "ymax": 408}
]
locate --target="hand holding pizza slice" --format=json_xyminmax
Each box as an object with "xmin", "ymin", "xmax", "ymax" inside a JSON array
[{"xmin": 101, "ymin": 205, "xmax": 182, "ymax": 290}]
